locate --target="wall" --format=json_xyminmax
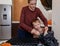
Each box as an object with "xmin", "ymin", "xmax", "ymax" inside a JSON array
[
  {"xmin": 52, "ymin": 0, "xmax": 60, "ymax": 45},
  {"xmin": 36, "ymin": 0, "xmax": 52, "ymax": 20},
  {"xmin": 36, "ymin": 0, "xmax": 52, "ymax": 25}
]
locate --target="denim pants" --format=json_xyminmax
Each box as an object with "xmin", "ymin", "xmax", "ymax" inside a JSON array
[{"xmin": 17, "ymin": 28, "xmax": 33, "ymax": 38}]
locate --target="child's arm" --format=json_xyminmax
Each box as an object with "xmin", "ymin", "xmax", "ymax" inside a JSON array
[{"xmin": 44, "ymin": 26, "xmax": 48, "ymax": 36}]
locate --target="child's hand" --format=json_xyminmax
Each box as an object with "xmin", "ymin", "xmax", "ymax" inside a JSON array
[
  {"xmin": 45, "ymin": 26, "xmax": 48, "ymax": 31},
  {"xmin": 44, "ymin": 26, "xmax": 48, "ymax": 36},
  {"xmin": 44, "ymin": 31, "xmax": 48, "ymax": 36}
]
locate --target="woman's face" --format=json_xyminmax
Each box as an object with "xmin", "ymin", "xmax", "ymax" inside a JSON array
[{"xmin": 29, "ymin": 0, "xmax": 37, "ymax": 11}]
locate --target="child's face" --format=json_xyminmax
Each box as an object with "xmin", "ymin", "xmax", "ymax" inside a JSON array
[{"xmin": 32, "ymin": 20, "xmax": 41, "ymax": 29}]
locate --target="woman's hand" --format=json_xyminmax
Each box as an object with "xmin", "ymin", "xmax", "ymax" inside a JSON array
[{"xmin": 31, "ymin": 29, "xmax": 40, "ymax": 36}]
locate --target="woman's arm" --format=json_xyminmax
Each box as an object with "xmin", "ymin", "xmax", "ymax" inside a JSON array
[{"xmin": 20, "ymin": 7, "xmax": 32, "ymax": 32}]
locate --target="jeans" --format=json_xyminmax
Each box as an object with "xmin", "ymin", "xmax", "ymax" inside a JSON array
[{"xmin": 17, "ymin": 28, "xmax": 33, "ymax": 38}]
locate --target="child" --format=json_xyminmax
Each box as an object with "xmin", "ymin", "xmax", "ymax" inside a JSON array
[{"xmin": 32, "ymin": 19, "xmax": 47, "ymax": 38}]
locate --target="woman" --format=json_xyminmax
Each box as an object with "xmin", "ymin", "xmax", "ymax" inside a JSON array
[{"xmin": 18, "ymin": 0, "xmax": 48, "ymax": 38}]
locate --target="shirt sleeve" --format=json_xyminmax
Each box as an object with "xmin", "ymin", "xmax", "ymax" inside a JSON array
[
  {"xmin": 37, "ymin": 8, "xmax": 48, "ymax": 26},
  {"xmin": 19, "ymin": 8, "xmax": 32, "ymax": 32}
]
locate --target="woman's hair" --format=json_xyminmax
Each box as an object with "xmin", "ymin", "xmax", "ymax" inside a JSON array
[
  {"xmin": 28, "ymin": 0, "xmax": 37, "ymax": 3},
  {"xmin": 28, "ymin": 0, "xmax": 31, "ymax": 3}
]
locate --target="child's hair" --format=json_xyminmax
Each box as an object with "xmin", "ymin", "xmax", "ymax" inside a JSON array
[{"xmin": 31, "ymin": 19, "xmax": 40, "ymax": 25}]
